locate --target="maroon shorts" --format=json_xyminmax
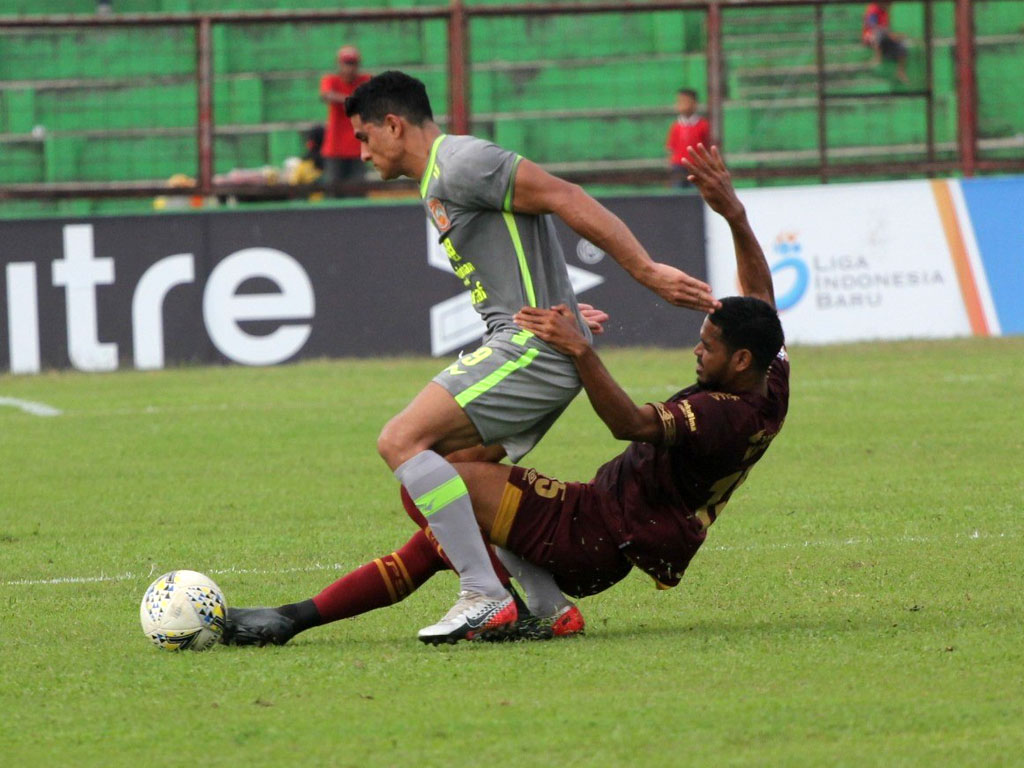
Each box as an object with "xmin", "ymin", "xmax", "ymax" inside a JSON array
[{"xmin": 490, "ymin": 466, "xmax": 633, "ymax": 598}]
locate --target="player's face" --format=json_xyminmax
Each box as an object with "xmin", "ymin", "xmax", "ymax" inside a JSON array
[
  {"xmin": 351, "ymin": 115, "xmax": 404, "ymax": 180},
  {"xmin": 693, "ymin": 317, "xmax": 732, "ymax": 388}
]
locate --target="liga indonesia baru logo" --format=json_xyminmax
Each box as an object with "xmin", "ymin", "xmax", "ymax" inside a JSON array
[{"xmin": 769, "ymin": 232, "xmax": 809, "ymax": 312}]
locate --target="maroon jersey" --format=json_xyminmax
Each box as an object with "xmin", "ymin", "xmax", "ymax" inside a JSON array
[{"xmin": 591, "ymin": 349, "xmax": 790, "ymax": 587}]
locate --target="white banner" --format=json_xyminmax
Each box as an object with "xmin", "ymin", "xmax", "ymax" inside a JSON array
[{"xmin": 706, "ymin": 179, "xmax": 972, "ymax": 344}]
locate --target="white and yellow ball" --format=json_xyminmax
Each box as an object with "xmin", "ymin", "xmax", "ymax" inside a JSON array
[{"xmin": 140, "ymin": 570, "xmax": 227, "ymax": 651}]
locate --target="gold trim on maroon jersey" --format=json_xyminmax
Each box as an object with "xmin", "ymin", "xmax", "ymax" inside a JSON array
[
  {"xmin": 491, "ymin": 482, "xmax": 523, "ymax": 548},
  {"xmin": 708, "ymin": 392, "xmax": 740, "ymax": 401},
  {"xmin": 678, "ymin": 400, "xmax": 697, "ymax": 433},
  {"xmin": 651, "ymin": 402, "xmax": 677, "ymax": 445}
]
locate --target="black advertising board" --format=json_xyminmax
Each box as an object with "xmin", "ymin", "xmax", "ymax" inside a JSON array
[{"xmin": 0, "ymin": 195, "xmax": 705, "ymax": 373}]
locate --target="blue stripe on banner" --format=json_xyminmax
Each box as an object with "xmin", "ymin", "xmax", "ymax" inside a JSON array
[{"xmin": 959, "ymin": 176, "xmax": 1024, "ymax": 334}]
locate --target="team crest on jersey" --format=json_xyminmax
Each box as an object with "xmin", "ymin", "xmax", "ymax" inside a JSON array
[{"xmin": 427, "ymin": 197, "xmax": 452, "ymax": 233}]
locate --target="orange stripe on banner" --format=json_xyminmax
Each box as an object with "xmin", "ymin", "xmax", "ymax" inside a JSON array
[
  {"xmin": 930, "ymin": 179, "xmax": 989, "ymax": 336},
  {"xmin": 373, "ymin": 558, "xmax": 399, "ymax": 604}
]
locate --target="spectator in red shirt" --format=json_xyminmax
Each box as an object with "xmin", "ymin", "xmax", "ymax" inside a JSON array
[
  {"xmin": 320, "ymin": 45, "xmax": 372, "ymax": 195},
  {"xmin": 863, "ymin": 2, "xmax": 908, "ymax": 83},
  {"xmin": 666, "ymin": 88, "xmax": 710, "ymax": 189}
]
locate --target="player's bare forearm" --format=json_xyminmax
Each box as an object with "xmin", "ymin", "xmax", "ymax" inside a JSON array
[
  {"xmin": 514, "ymin": 306, "xmax": 663, "ymax": 443},
  {"xmin": 513, "ymin": 169, "xmax": 661, "ymax": 284},
  {"xmin": 572, "ymin": 348, "xmax": 663, "ymax": 443},
  {"xmin": 511, "ymin": 159, "xmax": 718, "ymax": 312},
  {"xmin": 728, "ymin": 213, "xmax": 775, "ymax": 308},
  {"xmin": 565, "ymin": 191, "xmax": 648, "ymax": 278},
  {"xmin": 682, "ymin": 144, "xmax": 775, "ymax": 308}
]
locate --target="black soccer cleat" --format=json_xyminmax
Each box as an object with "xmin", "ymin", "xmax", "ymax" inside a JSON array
[{"xmin": 219, "ymin": 606, "xmax": 296, "ymax": 647}]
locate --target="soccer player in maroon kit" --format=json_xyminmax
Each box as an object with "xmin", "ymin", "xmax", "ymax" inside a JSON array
[{"xmin": 223, "ymin": 144, "xmax": 788, "ymax": 645}]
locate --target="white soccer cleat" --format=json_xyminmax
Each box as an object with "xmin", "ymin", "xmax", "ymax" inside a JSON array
[{"xmin": 418, "ymin": 590, "xmax": 518, "ymax": 644}]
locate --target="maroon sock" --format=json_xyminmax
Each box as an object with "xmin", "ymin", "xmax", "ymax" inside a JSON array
[
  {"xmin": 399, "ymin": 484, "xmax": 513, "ymax": 589},
  {"xmin": 311, "ymin": 528, "xmax": 447, "ymax": 623}
]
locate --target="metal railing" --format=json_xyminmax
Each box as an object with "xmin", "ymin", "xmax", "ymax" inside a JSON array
[{"xmin": 0, "ymin": 0, "xmax": 1020, "ymax": 202}]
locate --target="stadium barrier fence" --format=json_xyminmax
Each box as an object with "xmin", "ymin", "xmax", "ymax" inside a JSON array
[{"xmin": 1, "ymin": 0, "xmax": 1022, "ymax": 205}]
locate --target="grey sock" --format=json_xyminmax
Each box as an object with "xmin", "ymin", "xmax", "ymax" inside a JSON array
[
  {"xmin": 495, "ymin": 547, "xmax": 570, "ymax": 617},
  {"xmin": 394, "ymin": 450, "xmax": 506, "ymax": 599}
]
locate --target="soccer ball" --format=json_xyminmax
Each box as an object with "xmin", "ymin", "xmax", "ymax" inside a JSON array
[{"xmin": 140, "ymin": 570, "xmax": 227, "ymax": 651}]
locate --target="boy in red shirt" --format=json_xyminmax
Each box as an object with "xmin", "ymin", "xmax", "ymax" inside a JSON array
[
  {"xmin": 666, "ymin": 88, "xmax": 710, "ymax": 189},
  {"xmin": 863, "ymin": 2, "xmax": 908, "ymax": 83},
  {"xmin": 319, "ymin": 45, "xmax": 371, "ymax": 195}
]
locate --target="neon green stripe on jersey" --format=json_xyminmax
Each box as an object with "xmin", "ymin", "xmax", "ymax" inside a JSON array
[
  {"xmin": 420, "ymin": 134, "xmax": 447, "ymax": 198},
  {"xmin": 455, "ymin": 348, "xmax": 540, "ymax": 408},
  {"xmin": 510, "ymin": 329, "xmax": 534, "ymax": 346},
  {"xmin": 503, "ymin": 211, "xmax": 537, "ymax": 307},
  {"xmin": 503, "ymin": 155, "xmax": 523, "ymax": 212},
  {"xmin": 414, "ymin": 474, "xmax": 468, "ymax": 517}
]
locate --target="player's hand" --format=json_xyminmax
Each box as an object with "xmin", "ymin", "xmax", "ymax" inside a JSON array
[
  {"xmin": 514, "ymin": 305, "xmax": 589, "ymax": 357},
  {"xmin": 646, "ymin": 262, "xmax": 720, "ymax": 312},
  {"xmin": 681, "ymin": 144, "xmax": 745, "ymax": 224},
  {"xmin": 578, "ymin": 303, "xmax": 609, "ymax": 335}
]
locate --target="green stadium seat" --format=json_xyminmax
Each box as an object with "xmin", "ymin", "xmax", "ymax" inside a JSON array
[{"xmin": 1, "ymin": 0, "xmax": 1021, "ymax": 195}]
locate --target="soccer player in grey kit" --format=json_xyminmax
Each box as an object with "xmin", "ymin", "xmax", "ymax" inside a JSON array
[
  {"xmin": 222, "ymin": 143, "xmax": 787, "ymax": 648},
  {"xmin": 319, "ymin": 71, "xmax": 716, "ymax": 643}
]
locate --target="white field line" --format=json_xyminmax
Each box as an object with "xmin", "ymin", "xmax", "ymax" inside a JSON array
[
  {"xmin": 1, "ymin": 530, "xmax": 1014, "ymax": 588},
  {"xmin": 4, "ymin": 400, "xmax": 413, "ymax": 419},
  {"xmin": 0, "ymin": 397, "xmax": 62, "ymax": 417},
  {"xmin": 1, "ymin": 562, "xmax": 353, "ymax": 588}
]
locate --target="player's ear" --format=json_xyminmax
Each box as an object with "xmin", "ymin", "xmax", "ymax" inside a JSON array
[
  {"xmin": 383, "ymin": 113, "xmax": 403, "ymax": 137},
  {"xmin": 732, "ymin": 348, "xmax": 753, "ymax": 373}
]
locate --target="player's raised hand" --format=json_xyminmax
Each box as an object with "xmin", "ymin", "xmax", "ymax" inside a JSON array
[
  {"xmin": 647, "ymin": 262, "xmax": 720, "ymax": 312},
  {"xmin": 514, "ymin": 305, "xmax": 589, "ymax": 357},
  {"xmin": 578, "ymin": 303, "xmax": 610, "ymax": 335},
  {"xmin": 681, "ymin": 144, "xmax": 745, "ymax": 224}
]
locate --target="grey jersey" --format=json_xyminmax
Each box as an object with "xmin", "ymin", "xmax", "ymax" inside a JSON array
[{"xmin": 420, "ymin": 134, "xmax": 592, "ymax": 341}]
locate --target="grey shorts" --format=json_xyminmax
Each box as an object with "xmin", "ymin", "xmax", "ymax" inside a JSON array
[{"xmin": 432, "ymin": 328, "xmax": 581, "ymax": 462}]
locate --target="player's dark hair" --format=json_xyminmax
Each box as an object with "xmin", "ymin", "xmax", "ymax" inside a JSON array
[
  {"xmin": 677, "ymin": 88, "xmax": 698, "ymax": 99},
  {"xmin": 344, "ymin": 70, "xmax": 434, "ymax": 125},
  {"xmin": 708, "ymin": 296, "xmax": 784, "ymax": 373}
]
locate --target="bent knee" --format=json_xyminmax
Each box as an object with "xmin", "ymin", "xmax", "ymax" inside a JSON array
[
  {"xmin": 377, "ymin": 417, "xmax": 431, "ymax": 468},
  {"xmin": 376, "ymin": 419, "xmax": 404, "ymax": 465}
]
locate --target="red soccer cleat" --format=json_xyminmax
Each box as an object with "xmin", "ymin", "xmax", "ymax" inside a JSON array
[{"xmin": 516, "ymin": 603, "xmax": 585, "ymax": 640}]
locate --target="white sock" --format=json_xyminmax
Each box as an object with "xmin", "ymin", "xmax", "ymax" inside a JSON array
[
  {"xmin": 394, "ymin": 450, "xmax": 506, "ymax": 599},
  {"xmin": 496, "ymin": 547, "xmax": 570, "ymax": 617}
]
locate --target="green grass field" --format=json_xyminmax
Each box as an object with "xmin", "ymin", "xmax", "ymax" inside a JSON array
[{"xmin": 1, "ymin": 338, "xmax": 1022, "ymax": 767}]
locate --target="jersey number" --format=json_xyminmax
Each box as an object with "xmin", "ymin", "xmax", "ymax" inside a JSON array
[
  {"xmin": 445, "ymin": 346, "xmax": 493, "ymax": 376},
  {"xmin": 695, "ymin": 469, "xmax": 750, "ymax": 530},
  {"xmin": 534, "ymin": 477, "xmax": 567, "ymax": 500}
]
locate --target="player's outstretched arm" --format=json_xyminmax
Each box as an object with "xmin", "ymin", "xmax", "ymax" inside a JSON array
[
  {"xmin": 681, "ymin": 144, "xmax": 775, "ymax": 309},
  {"xmin": 514, "ymin": 305, "xmax": 663, "ymax": 443},
  {"xmin": 510, "ymin": 159, "xmax": 719, "ymax": 314}
]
